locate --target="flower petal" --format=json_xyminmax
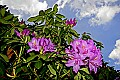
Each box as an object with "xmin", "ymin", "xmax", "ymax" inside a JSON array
[
  {"xmin": 66, "ymin": 60, "xmax": 75, "ymax": 67},
  {"xmin": 73, "ymin": 64, "xmax": 80, "ymax": 73}
]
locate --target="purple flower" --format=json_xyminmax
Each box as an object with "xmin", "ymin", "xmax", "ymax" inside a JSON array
[
  {"xmin": 14, "ymin": 29, "xmax": 30, "ymax": 38},
  {"xmin": 66, "ymin": 18, "xmax": 77, "ymax": 27},
  {"xmin": 32, "ymin": 32, "xmax": 35, "ymax": 37},
  {"xmin": 39, "ymin": 38, "xmax": 55, "ymax": 53},
  {"xmin": 88, "ymin": 47, "xmax": 102, "ymax": 73},
  {"xmin": 19, "ymin": 19, "xmax": 25, "ymax": 24},
  {"xmin": 14, "ymin": 30, "xmax": 21, "ymax": 38},
  {"xmin": 66, "ymin": 53, "xmax": 84, "ymax": 73},
  {"xmin": 22, "ymin": 29, "xmax": 30, "ymax": 36},
  {"xmin": 65, "ymin": 39, "xmax": 102, "ymax": 73},
  {"xmin": 27, "ymin": 37, "xmax": 55, "ymax": 53},
  {"xmin": 27, "ymin": 37, "xmax": 40, "ymax": 53}
]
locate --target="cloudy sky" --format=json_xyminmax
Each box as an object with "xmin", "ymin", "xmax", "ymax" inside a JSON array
[{"xmin": 0, "ymin": 0, "xmax": 120, "ymax": 70}]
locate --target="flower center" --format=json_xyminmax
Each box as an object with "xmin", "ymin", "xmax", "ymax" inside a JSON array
[{"xmin": 32, "ymin": 41, "xmax": 37, "ymax": 49}]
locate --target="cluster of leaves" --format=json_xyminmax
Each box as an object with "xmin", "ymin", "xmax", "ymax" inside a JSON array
[{"xmin": 0, "ymin": 4, "xmax": 120, "ymax": 80}]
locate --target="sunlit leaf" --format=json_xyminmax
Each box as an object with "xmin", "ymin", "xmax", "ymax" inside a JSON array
[
  {"xmin": 53, "ymin": 4, "xmax": 58, "ymax": 14},
  {"xmin": 81, "ymin": 68, "xmax": 89, "ymax": 74},
  {"xmin": 26, "ymin": 55, "xmax": 38, "ymax": 62},
  {"xmin": 56, "ymin": 17, "xmax": 63, "ymax": 22},
  {"xmin": 45, "ymin": 8, "xmax": 52, "ymax": 14},
  {"xmin": 27, "ymin": 16, "xmax": 39, "ymax": 22},
  {"xmin": 74, "ymin": 72, "xmax": 81, "ymax": 80},
  {"xmin": 47, "ymin": 64, "xmax": 56, "ymax": 75},
  {"xmin": 11, "ymin": 28, "xmax": 15, "ymax": 36},
  {"xmin": 56, "ymin": 14, "xmax": 65, "ymax": 18},
  {"xmin": 4, "ymin": 14, "xmax": 13, "ymax": 20},
  {"xmin": 0, "ymin": 8, "xmax": 5, "ymax": 17},
  {"xmin": 70, "ymin": 29, "xmax": 79, "ymax": 38},
  {"xmin": 0, "ymin": 53, "xmax": 9, "ymax": 62}
]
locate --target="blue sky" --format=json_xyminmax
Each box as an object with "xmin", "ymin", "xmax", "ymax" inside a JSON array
[{"xmin": 0, "ymin": 0, "xmax": 120, "ymax": 70}]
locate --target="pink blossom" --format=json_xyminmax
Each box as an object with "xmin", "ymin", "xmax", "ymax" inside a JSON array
[
  {"xmin": 65, "ymin": 18, "xmax": 77, "ymax": 27},
  {"xmin": 65, "ymin": 39, "xmax": 102, "ymax": 73}
]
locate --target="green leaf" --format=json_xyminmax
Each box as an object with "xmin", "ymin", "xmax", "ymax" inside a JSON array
[
  {"xmin": 6, "ymin": 40, "xmax": 20, "ymax": 44},
  {"xmin": 0, "ymin": 8, "xmax": 5, "ymax": 17},
  {"xmin": 39, "ymin": 10, "xmax": 45, "ymax": 16},
  {"xmin": 44, "ymin": 28, "xmax": 50, "ymax": 35},
  {"xmin": 29, "ymin": 52, "xmax": 35, "ymax": 56},
  {"xmin": 74, "ymin": 72, "xmax": 81, "ymax": 80},
  {"xmin": 67, "ymin": 35, "xmax": 73, "ymax": 44},
  {"xmin": 27, "ymin": 16, "xmax": 39, "ymax": 22},
  {"xmin": 45, "ymin": 8, "xmax": 52, "ymax": 14},
  {"xmin": 17, "ymin": 27, "xmax": 23, "ymax": 32},
  {"xmin": 13, "ymin": 17, "xmax": 18, "ymax": 21},
  {"xmin": 40, "ymin": 54, "xmax": 47, "ymax": 60},
  {"xmin": 4, "ymin": 14, "xmax": 13, "ymax": 20},
  {"xmin": 56, "ymin": 14, "xmax": 65, "ymax": 18},
  {"xmin": 47, "ymin": 64, "xmax": 56, "ymax": 75},
  {"xmin": 16, "ymin": 67, "xmax": 22, "ymax": 74},
  {"xmin": 34, "ymin": 60, "xmax": 42, "ymax": 69},
  {"xmin": 35, "ymin": 16, "xmax": 44, "ymax": 23},
  {"xmin": 0, "ymin": 54, "xmax": 9, "ymax": 62},
  {"xmin": 56, "ymin": 17, "xmax": 63, "ymax": 22},
  {"xmin": 11, "ymin": 28, "xmax": 15, "ymax": 36},
  {"xmin": 70, "ymin": 29, "xmax": 79, "ymax": 38},
  {"xmin": 53, "ymin": 4, "xmax": 58, "ymax": 14},
  {"xmin": 81, "ymin": 68, "xmax": 89, "ymax": 74},
  {"xmin": 49, "ymin": 18, "xmax": 54, "ymax": 25},
  {"xmin": 0, "ymin": 62, "xmax": 5, "ymax": 76},
  {"xmin": 61, "ymin": 70, "xmax": 70, "ymax": 78},
  {"xmin": 26, "ymin": 55, "xmax": 38, "ymax": 62},
  {"xmin": 82, "ymin": 75, "xmax": 86, "ymax": 80},
  {"xmin": 0, "ymin": 19, "xmax": 10, "ymax": 24}
]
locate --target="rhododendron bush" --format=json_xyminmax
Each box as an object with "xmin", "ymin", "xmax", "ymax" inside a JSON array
[{"xmin": 0, "ymin": 5, "xmax": 120, "ymax": 80}]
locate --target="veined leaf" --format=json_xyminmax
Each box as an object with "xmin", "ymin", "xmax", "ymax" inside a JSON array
[
  {"xmin": 70, "ymin": 29, "xmax": 79, "ymax": 38},
  {"xmin": 34, "ymin": 60, "xmax": 42, "ymax": 69},
  {"xmin": 0, "ymin": 19, "xmax": 10, "ymax": 24},
  {"xmin": 26, "ymin": 55, "xmax": 38, "ymax": 62},
  {"xmin": 6, "ymin": 40, "xmax": 20, "ymax": 44},
  {"xmin": 56, "ymin": 14, "xmax": 65, "ymax": 18},
  {"xmin": 27, "ymin": 16, "xmax": 39, "ymax": 22},
  {"xmin": 11, "ymin": 28, "xmax": 15, "ymax": 36},
  {"xmin": 0, "ymin": 8, "xmax": 5, "ymax": 17},
  {"xmin": 47, "ymin": 64, "xmax": 56, "ymax": 75},
  {"xmin": 45, "ymin": 8, "xmax": 52, "ymax": 14},
  {"xmin": 4, "ymin": 14, "xmax": 13, "ymax": 20},
  {"xmin": 0, "ymin": 53, "xmax": 9, "ymax": 62},
  {"xmin": 81, "ymin": 68, "xmax": 90, "ymax": 74},
  {"xmin": 56, "ymin": 17, "xmax": 62, "ymax": 22},
  {"xmin": 53, "ymin": 4, "xmax": 58, "ymax": 14},
  {"xmin": 74, "ymin": 72, "xmax": 81, "ymax": 80}
]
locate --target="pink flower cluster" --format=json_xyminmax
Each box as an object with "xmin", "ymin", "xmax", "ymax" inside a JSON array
[
  {"xmin": 65, "ymin": 39, "xmax": 102, "ymax": 73},
  {"xmin": 65, "ymin": 18, "xmax": 77, "ymax": 27},
  {"xmin": 27, "ymin": 37, "xmax": 55, "ymax": 53}
]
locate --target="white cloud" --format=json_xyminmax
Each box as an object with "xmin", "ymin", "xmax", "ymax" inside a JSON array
[
  {"xmin": 55, "ymin": 0, "xmax": 71, "ymax": 10},
  {"xmin": 0, "ymin": 0, "xmax": 120, "ymax": 25},
  {"xmin": 69, "ymin": 0, "xmax": 120, "ymax": 26},
  {"xmin": 90, "ymin": 6, "xmax": 120, "ymax": 26},
  {"xmin": 0, "ymin": 0, "xmax": 48, "ymax": 19},
  {"xmin": 109, "ymin": 40, "xmax": 120, "ymax": 64}
]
